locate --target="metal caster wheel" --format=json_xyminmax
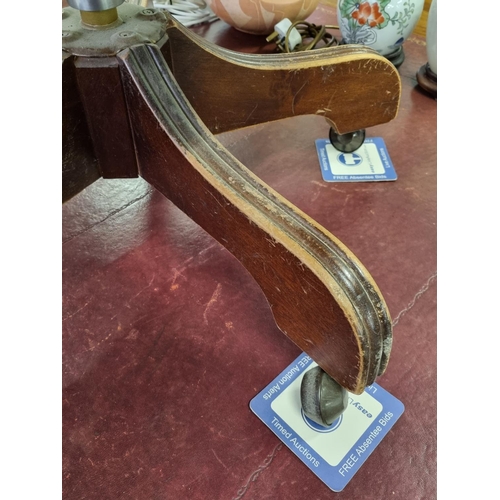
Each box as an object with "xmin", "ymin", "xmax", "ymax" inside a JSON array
[
  {"xmin": 300, "ymin": 366, "xmax": 348, "ymax": 427},
  {"xmin": 329, "ymin": 128, "xmax": 365, "ymax": 153}
]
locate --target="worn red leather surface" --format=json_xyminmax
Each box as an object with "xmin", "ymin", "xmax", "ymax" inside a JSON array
[{"xmin": 62, "ymin": 6, "xmax": 436, "ymax": 499}]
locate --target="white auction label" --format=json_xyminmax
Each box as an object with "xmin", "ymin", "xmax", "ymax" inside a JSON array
[
  {"xmin": 315, "ymin": 137, "xmax": 397, "ymax": 182},
  {"xmin": 250, "ymin": 354, "xmax": 404, "ymax": 492}
]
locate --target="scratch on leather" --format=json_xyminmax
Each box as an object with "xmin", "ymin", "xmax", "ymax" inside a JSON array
[
  {"xmin": 127, "ymin": 274, "xmax": 155, "ymax": 305},
  {"xmin": 62, "ymin": 299, "xmax": 92, "ymax": 322},
  {"xmin": 232, "ymin": 443, "xmax": 283, "ymax": 500},
  {"xmin": 203, "ymin": 283, "xmax": 222, "ymax": 325},
  {"xmin": 392, "ymin": 272, "xmax": 437, "ymax": 327},
  {"xmin": 63, "ymin": 189, "xmax": 154, "ymax": 244}
]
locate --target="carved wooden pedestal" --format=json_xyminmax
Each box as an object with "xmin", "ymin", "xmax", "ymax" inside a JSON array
[{"xmin": 63, "ymin": 4, "xmax": 401, "ymax": 394}]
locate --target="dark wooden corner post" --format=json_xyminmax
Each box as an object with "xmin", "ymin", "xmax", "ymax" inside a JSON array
[{"xmin": 62, "ymin": 0, "xmax": 401, "ymax": 394}]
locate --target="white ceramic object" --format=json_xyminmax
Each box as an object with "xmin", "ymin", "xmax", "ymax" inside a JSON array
[
  {"xmin": 426, "ymin": 0, "xmax": 437, "ymax": 74},
  {"xmin": 337, "ymin": 0, "xmax": 424, "ymax": 56},
  {"xmin": 206, "ymin": 0, "xmax": 320, "ymax": 35}
]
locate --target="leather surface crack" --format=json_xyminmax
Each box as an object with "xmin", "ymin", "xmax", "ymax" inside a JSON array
[
  {"xmin": 62, "ymin": 189, "xmax": 154, "ymax": 244},
  {"xmin": 232, "ymin": 443, "xmax": 283, "ymax": 500},
  {"xmin": 392, "ymin": 272, "xmax": 437, "ymax": 327}
]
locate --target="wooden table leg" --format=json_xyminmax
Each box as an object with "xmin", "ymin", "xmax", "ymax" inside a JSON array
[
  {"xmin": 62, "ymin": 52, "xmax": 100, "ymax": 202},
  {"xmin": 165, "ymin": 19, "xmax": 401, "ymax": 135},
  {"xmin": 63, "ymin": 4, "xmax": 399, "ymax": 393},
  {"xmin": 117, "ymin": 44, "xmax": 392, "ymax": 394}
]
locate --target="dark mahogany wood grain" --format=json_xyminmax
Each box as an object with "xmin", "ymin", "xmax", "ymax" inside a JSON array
[
  {"xmin": 117, "ymin": 44, "xmax": 392, "ymax": 393},
  {"xmin": 62, "ymin": 52, "xmax": 100, "ymax": 202},
  {"xmin": 73, "ymin": 56, "xmax": 139, "ymax": 180},
  {"xmin": 62, "ymin": 5, "xmax": 400, "ymax": 393},
  {"xmin": 166, "ymin": 18, "xmax": 401, "ymax": 135}
]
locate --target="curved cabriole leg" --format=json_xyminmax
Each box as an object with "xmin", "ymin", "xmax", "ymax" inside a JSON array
[
  {"xmin": 164, "ymin": 19, "xmax": 401, "ymax": 135},
  {"xmin": 117, "ymin": 44, "xmax": 392, "ymax": 395}
]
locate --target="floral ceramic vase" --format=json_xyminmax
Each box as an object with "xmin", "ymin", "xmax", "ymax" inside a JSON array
[
  {"xmin": 337, "ymin": 0, "xmax": 424, "ymax": 66},
  {"xmin": 206, "ymin": 0, "xmax": 320, "ymax": 35}
]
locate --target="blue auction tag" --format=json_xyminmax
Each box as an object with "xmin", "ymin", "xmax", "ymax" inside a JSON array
[
  {"xmin": 250, "ymin": 353, "xmax": 404, "ymax": 492},
  {"xmin": 315, "ymin": 137, "xmax": 397, "ymax": 182}
]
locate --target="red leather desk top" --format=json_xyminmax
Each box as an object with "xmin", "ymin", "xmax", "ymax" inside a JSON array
[{"xmin": 63, "ymin": 6, "xmax": 436, "ymax": 499}]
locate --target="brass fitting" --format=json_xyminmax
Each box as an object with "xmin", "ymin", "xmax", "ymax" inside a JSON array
[
  {"xmin": 80, "ymin": 7, "xmax": 118, "ymax": 26},
  {"xmin": 67, "ymin": 0, "xmax": 124, "ymax": 27}
]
